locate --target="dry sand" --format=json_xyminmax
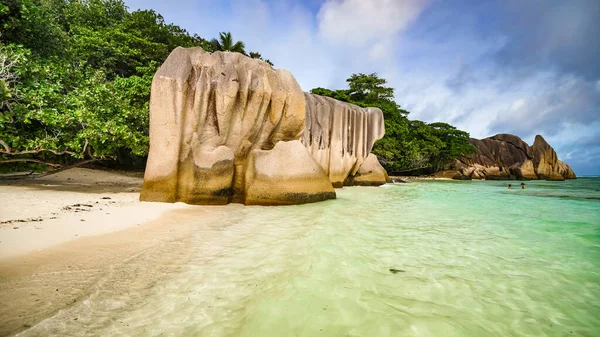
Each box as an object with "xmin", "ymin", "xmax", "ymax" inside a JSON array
[{"xmin": 0, "ymin": 168, "xmax": 193, "ymax": 259}]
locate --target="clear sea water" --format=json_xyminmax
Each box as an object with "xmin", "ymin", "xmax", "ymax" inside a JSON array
[{"xmin": 21, "ymin": 178, "xmax": 600, "ymax": 336}]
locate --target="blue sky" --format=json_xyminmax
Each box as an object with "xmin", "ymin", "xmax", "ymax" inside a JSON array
[{"xmin": 125, "ymin": 0, "xmax": 600, "ymax": 176}]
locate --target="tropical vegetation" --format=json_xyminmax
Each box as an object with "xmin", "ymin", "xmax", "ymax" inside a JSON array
[
  {"xmin": 0, "ymin": 0, "xmax": 263, "ymax": 171},
  {"xmin": 210, "ymin": 31, "xmax": 246, "ymax": 54}
]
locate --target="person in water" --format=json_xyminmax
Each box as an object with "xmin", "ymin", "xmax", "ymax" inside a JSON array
[
  {"xmin": 508, "ymin": 184, "xmax": 512, "ymax": 189},
  {"xmin": 521, "ymin": 183, "xmax": 526, "ymax": 189}
]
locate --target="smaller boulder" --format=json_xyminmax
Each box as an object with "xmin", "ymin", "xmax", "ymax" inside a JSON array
[
  {"xmin": 350, "ymin": 154, "xmax": 389, "ymax": 186},
  {"xmin": 481, "ymin": 166, "xmax": 511, "ymax": 180},
  {"xmin": 518, "ymin": 160, "xmax": 537, "ymax": 180},
  {"xmin": 455, "ymin": 174, "xmax": 472, "ymax": 180},
  {"xmin": 244, "ymin": 141, "xmax": 336, "ymax": 205},
  {"xmin": 547, "ymin": 172, "xmax": 566, "ymax": 181}
]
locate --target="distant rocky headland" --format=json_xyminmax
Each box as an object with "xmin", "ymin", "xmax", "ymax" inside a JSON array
[
  {"xmin": 140, "ymin": 47, "xmax": 388, "ymax": 205},
  {"xmin": 436, "ymin": 134, "xmax": 576, "ymax": 181}
]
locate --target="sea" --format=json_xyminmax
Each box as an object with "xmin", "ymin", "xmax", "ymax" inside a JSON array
[{"xmin": 19, "ymin": 178, "xmax": 600, "ymax": 337}]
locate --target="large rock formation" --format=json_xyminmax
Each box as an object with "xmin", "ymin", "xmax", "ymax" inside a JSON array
[
  {"xmin": 140, "ymin": 47, "xmax": 387, "ymax": 205},
  {"xmin": 436, "ymin": 134, "xmax": 576, "ymax": 181}
]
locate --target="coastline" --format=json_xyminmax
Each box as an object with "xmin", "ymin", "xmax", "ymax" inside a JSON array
[
  {"xmin": 0, "ymin": 170, "xmax": 597, "ymax": 336},
  {"xmin": 388, "ymin": 175, "xmax": 453, "ymax": 183},
  {"xmin": 0, "ymin": 168, "xmax": 194, "ymax": 260},
  {"xmin": 0, "ymin": 168, "xmax": 213, "ymax": 336}
]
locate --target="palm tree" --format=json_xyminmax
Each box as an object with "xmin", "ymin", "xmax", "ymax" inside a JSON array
[
  {"xmin": 249, "ymin": 51, "xmax": 274, "ymax": 67},
  {"xmin": 210, "ymin": 32, "xmax": 246, "ymax": 54},
  {"xmin": 249, "ymin": 52, "xmax": 262, "ymax": 59}
]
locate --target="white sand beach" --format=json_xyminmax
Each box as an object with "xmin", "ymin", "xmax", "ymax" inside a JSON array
[{"xmin": 0, "ymin": 168, "xmax": 193, "ymax": 259}]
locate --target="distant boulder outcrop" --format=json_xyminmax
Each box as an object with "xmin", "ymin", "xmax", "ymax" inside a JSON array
[
  {"xmin": 140, "ymin": 47, "xmax": 387, "ymax": 205},
  {"xmin": 436, "ymin": 134, "xmax": 576, "ymax": 181}
]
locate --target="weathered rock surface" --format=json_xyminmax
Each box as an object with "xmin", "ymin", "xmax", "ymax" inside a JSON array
[
  {"xmin": 438, "ymin": 134, "xmax": 576, "ymax": 181},
  {"xmin": 244, "ymin": 141, "xmax": 336, "ymax": 205},
  {"xmin": 532, "ymin": 135, "xmax": 567, "ymax": 181},
  {"xmin": 141, "ymin": 47, "xmax": 387, "ymax": 205},
  {"xmin": 347, "ymin": 154, "xmax": 389, "ymax": 186},
  {"xmin": 303, "ymin": 93, "xmax": 386, "ymax": 187}
]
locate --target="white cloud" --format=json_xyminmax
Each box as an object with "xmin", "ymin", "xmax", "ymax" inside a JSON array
[
  {"xmin": 317, "ymin": 0, "xmax": 429, "ymax": 47},
  {"xmin": 368, "ymin": 39, "xmax": 394, "ymax": 61},
  {"xmin": 510, "ymin": 99, "xmax": 525, "ymax": 111}
]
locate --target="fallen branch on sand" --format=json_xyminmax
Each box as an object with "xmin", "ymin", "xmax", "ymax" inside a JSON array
[{"xmin": 0, "ymin": 159, "xmax": 61, "ymax": 167}]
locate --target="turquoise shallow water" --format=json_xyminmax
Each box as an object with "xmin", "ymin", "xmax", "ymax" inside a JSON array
[{"xmin": 23, "ymin": 178, "xmax": 600, "ymax": 336}]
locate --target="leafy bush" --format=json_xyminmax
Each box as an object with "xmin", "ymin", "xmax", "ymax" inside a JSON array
[{"xmin": 0, "ymin": 0, "xmax": 207, "ymax": 166}]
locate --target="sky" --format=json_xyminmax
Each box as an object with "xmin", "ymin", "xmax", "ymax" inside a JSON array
[{"xmin": 125, "ymin": 0, "xmax": 600, "ymax": 176}]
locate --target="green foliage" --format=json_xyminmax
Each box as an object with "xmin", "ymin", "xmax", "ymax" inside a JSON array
[
  {"xmin": 0, "ymin": 0, "xmax": 272, "ymax": 168},
  {"xmin": 1, "ymin": 47, "xmax": 149, "ymax": 159},
  {"xmin": 0, "ymin": 44, "xmax": 24, "ymax": 109},
  {"xmin": 0, "ymin": 0, "xmax": 179, "ymax": 164},
  {"xmin": 346, "ymin": 73, "xmax": 395, "ymax": 103},
  {"xmin": 210, "ymin": 31, "xmax": 246, "ymax": 54},
  {"xmin": 311, "ymin": 73, "xmax": 474, "ymax": 173},
  {"xmin": 249, "ymin": 51, "xmax": 274, "ymax": 66},
  {"xmin": 0, "ymin": 0, "xmax": 67, "ymax": 57},
  {"xmin": 310, "ymin": 87, "xmax": 352, "ymax": 103},
  {"xmin": 427, "ymin": 122, "xmax": 475, "ymax": 170},
  {"xmin": 61, "ymin": 3, "xmax": 205, "ymax": 79}
]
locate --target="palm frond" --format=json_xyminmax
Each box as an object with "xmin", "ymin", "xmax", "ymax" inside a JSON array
[
  {"xmin": 210, "ymin": 38, "xmax": 222, "ymax": 51},
  {"xmin": 231, "ymin": 41, "xmax": 246, "ymax": 54}
]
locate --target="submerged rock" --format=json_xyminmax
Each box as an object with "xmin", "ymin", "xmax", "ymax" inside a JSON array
[{"xmin": 141, "ymin": 47, "xmax": 387, "ymax": 205}]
